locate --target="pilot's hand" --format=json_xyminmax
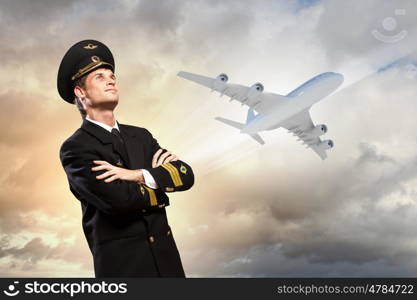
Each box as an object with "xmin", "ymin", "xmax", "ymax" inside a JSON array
[
  {"xmin": 92, "ymin": 160, "xmax": 144, "ymax": 183},
  {"xmin": 152, "ymin": 149, "xmax": 179, "ymax": 168}
]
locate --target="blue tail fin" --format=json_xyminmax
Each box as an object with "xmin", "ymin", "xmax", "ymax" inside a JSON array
[{"xmin": 246, "ymin": 108, "xmax": 256, "ymax": 123}]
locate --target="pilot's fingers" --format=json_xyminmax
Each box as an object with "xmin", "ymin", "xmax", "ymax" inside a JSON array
[
  {"xmin": 157, "ymin": 151, "xmax": 171, "ymax": 166},
  {"xmin": 164, "ymin": 154, "xmax": 179, "ymax": 163},
  {"xmin": 162, "ymin": 154, "xmax": 175, "ymax": 164},
  {"xmin": 96, "ymin": 170, "xmax": 114, "ymax": 180},
  {"xmin": 104, "ymin": 174, "xmax": 119, "ymax": 183},
  {"xmin": 152, "ymin": 149, "xmax": 163, "ymax": 168},
  {"xmin": 171, "ymin": 154, "xmax": 179, "ymax": 161},
  {"xmin": 91, "ymin": 164, "xmax": 111, "ymax": 172},
  {"xmin": 93, "ymin": 160, "xmax": 111, "ymax": 165}
]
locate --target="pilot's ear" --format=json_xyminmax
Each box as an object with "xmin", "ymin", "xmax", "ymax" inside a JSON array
[{"xmin": 74, "ymin": 85, "xmax": 86, "ymax": 99}]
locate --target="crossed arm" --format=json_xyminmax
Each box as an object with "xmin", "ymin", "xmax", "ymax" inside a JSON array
[
  {"xmin": 91, "ymin": 149, "xmax": 178, "ymax": 185},
  {"xmin": 60, "ymin": 130, "xmax": 194, "ymax": 214}
]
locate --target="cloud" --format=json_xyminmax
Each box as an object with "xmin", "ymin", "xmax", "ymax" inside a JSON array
[
  {"xmin": 0, "ymin": 234, "xmax": 92, "ymax": 276},
  {"xmin": 132, "ymin": 0, "xmax": 186, "ymax": 36},
  {"xmin": 178, "ymin": 137, "xmax": 417, "ymax": 276},
  {"xmin": 1, "ymin": 0, "xmax": 417, "ymax": 277},
  {"xmin": 174, "ymin": 65, "xmax": 417, "ymax": 276},
  {"xmin": 2, "ymin": 237, "xmax": 54, "ymax": 264},
  {"xmin": 314, "ymin": 0, "xmax": 417, "ymax": 65}
]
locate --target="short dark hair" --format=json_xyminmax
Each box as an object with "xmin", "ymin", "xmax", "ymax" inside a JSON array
[{"xmin": 73, "ymin": 75, "xmax": 88, "ymax": 119}]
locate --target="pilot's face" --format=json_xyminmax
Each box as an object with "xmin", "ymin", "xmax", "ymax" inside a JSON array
[{"xmin": 76, "ymin": 67, "xmax": 119, "ymax": 109}]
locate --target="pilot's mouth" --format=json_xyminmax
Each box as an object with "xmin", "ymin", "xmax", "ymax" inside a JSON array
[{"xmin": 105, "ymin": 89, "xmax": 117, "ymax": 93}]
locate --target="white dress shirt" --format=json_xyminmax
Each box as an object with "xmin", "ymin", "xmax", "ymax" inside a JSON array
[{"xmin": 85, "ymin": 116, "xmax": 158, "ymax": 189}]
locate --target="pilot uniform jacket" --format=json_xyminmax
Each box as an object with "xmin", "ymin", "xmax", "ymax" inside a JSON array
[{"xmin": 59, "ymin": 119, "xmax": 194, "ymax": 277}]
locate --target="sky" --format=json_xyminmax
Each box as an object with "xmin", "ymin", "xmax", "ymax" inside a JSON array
[{"xmin": 1, "ymin": 0, "xmax": 417, "ymax": 277}]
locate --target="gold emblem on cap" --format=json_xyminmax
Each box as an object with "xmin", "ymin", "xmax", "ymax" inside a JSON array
[
  {"xmin": 91, "ymin": 56, "xmax": 100, "ymax": 62},
  {"xmin": 84, "ymin": 44, "xmax": 98, "ymax": 50},
  {"xmin": 71, "ymin": 56, "xmax": 113, "ymax": 81}
]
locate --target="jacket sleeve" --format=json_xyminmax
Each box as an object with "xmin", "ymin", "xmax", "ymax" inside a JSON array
[
  {"xmin": 144, "ymin": 129, "xmax": 195, "ymax": 193},
  {"xmin": 60, "ymin": 139, "xmax": 157, "ymax": 215}
]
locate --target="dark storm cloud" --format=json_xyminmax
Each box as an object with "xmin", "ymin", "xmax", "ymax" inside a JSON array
[
  {"xmin": 0, "ymin": 234, "xmax": 91, "ymax": 273},
  {"xmin": 183, "ymin": 140, "xmax": 417, "ymax": 276},
  {"xmin": 1, "ymin": 238, "xmax": 53, "ymax": 264},
  {"xmin": 0, "ymin": 0, "xmax": 75, "ymax": 61},
  {"xmin": 0, "ymin": 0, "xmax": 192, "ymax": 94},
  {"xmin": 0, "ymin": 0, "xmax": 175, "ymax": 62},
  {"xmin": 132, "ymin": 0, "xmax": 186, "ymax": 36},
  {"xmin": 0, "ymin": 0, "xmax": 74, "ymax": 20},
  {"xmin": 208, "ymin": 242, "xmax": 417, "ymax": 277}
]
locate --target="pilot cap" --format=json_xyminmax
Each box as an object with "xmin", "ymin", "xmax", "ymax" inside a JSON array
[{"xmin": 57, "ymin": 39, "xmax": 115, "ymax": 103}]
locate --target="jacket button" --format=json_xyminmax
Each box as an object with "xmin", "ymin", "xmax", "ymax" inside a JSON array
[
  {"xmin": 158, "ymin": 204, "xmax": 165, "ymax": 208},
  {"xmin": 149, "ymin": 236, "xmax": 155, "ymax": 243},
  {"xmin": 142, "ymin": 209, "xmax": 146, "ymax": 213},
  {"xmin": 167, "ymin": 230, "xmax": 171, "ymax": 236}
]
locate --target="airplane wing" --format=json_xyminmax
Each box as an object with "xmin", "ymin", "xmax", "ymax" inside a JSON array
[
  {"xmin": 280, "ymin": 109, "xmax": 329, "ymax": 160},
  {"xmin": 177, "ymin": 71, "xmax": 287, "ymax": 115}
]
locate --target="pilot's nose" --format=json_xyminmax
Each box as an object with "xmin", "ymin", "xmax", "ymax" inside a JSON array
[{"xmin": 107, "ymin": 77, "xmax": 115, "ymax": 86}]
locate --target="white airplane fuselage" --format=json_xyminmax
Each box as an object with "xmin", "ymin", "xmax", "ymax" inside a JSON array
[{"xmin": 241, "ymin": 72, "xmax": 343, "ymax": 134}]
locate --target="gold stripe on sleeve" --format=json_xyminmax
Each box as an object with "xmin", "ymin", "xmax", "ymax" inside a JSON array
[
  {"xmin": 165, "ymin": 163, "xmax": 183, "ymax": 186},
  {"xmin": 144, "ymin": 186, "xmax": 158, "ymax": 206},
  {"xmin": 161, "ymin": 163, "xmax": 183, "ymax": 187}
]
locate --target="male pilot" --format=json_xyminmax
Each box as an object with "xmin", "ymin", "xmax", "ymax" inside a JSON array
[{"xmin": 58, "ymin": 40, "xmax": 194, "ymax": 277}]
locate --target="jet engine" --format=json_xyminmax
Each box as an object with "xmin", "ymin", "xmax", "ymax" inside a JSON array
[
  {"xmin": 318, "ymin": 139, "xmax": 334, "ymax": 149},
  {"xmin": 215, "ymin": 73, "xmax": 229, "ymax": 83},
  {"xmin": 250, "ymin": 82, "xmax": 264, "ymax": 93},
  {"xmin": 245, "ymin": 82, "xmax": 264, "ymax": 100},
  {"xmin": 308, "ymin": 124, "xmax": 327, "ymax": 137}
]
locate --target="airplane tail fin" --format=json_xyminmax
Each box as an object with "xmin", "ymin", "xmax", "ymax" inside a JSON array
[
  {"xmin": 215, "ymin": 117, "xmax": 244, "ymax": 130},
  {"xmin": 215, "ymin": 108, "xmax": 265, "ymax": 145},
  {"xmin": 246, "ymin": 108, "xmax": 256, "ymax": 123}
]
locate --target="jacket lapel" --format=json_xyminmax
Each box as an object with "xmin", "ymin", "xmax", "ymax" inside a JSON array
[
  {"xmin": 81, "ymin": 119, "xmax": 131, "ymax": 167},
  {"xmin": 81, "ymin": 119, "xmax": 113, "ymax": 144}
]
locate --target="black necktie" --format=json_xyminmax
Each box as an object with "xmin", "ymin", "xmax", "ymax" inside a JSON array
[
  {"xmin": 111, "ymin": 128, "xmax": 129, "ymax": 166},
  {"xmin": 111, "ymin": 128, "xmax": 124, "ymax": 144}
]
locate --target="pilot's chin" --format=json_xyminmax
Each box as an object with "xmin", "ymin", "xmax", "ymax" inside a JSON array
[
  {"xmin": 101, "ymin": 98, "xmax": 119, "ymax": 110},
  {"xmin": 107, "ymin": 96, "xmax": 119, "ymax": 104}
]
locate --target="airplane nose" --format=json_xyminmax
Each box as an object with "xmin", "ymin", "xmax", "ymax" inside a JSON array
[
  {"xmin": 333, "ymin": 72, "xmax": 344, "ymax": 81},
  {"xmin": 328, "ymin": 72, "xmax": 344, "ymax": 85}
]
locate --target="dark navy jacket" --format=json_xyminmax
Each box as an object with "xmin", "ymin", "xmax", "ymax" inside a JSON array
[{"xmin": 59, "ymin": 119, "xmax": 194, "ymax": 277}]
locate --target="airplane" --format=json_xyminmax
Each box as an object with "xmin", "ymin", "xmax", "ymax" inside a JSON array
[{"xmin": 177, "ymin": 71, "xmax": 344, "ymax": 160}]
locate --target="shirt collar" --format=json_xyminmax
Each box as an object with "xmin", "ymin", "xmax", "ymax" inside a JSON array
[{"xmin": 85, "ymin": 115, "xmax": 120, "ymax": 133}]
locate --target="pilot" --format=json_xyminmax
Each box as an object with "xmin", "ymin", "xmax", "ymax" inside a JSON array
[{"xmin": 58, "ymin": 40, "xmax": 194, "ymax": 277}]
